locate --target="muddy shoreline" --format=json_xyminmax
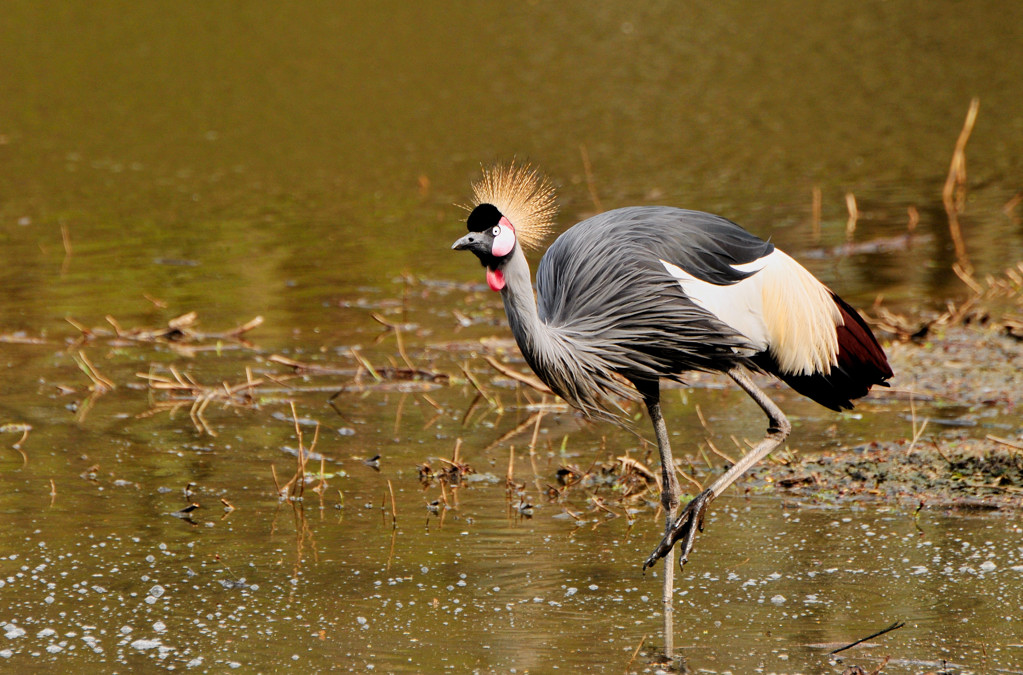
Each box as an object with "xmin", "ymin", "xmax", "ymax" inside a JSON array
[{"xmin": 748, "ymin": 324, "xmax": 1022, "ymax": 509}]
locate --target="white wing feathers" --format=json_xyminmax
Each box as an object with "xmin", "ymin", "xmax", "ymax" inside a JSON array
[{"xmin": 660, "ymin": 250, "xmax": 843, "ymax": 376}]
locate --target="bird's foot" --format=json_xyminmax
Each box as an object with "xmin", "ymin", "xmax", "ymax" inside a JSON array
[{"xmin": 643, "ymin": 488, "xmax": 714, "ymax": 571}]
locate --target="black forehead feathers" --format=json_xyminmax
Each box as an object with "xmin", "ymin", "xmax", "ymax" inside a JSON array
[{"xmin": 467, "ymin": 203, "xmax": 502, "ymax": 233}]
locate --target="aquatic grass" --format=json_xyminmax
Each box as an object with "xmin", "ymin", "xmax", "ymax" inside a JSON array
[
  {"xmin": 67, "ymin": 312, "xmax": 264, "ymax": 355},
  {"xmin": 272, "ymin": 402, "xmax": 320, "ymax": 502},
  {"xmin": 137, "ymin": 366, "xmax": 264, "ymax": 436}
]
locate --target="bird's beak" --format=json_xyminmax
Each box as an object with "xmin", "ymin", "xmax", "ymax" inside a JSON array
[{"xmin": 451, "ymin": 233, "xmax": 475, "ymax": 251}]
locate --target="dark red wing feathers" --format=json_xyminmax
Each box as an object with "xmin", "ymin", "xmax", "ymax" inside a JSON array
[
  {"xmin": 754, "ymin": 293, "xmax": 892, "ymax": 411},
  {"xmin": 833, "ymin": 293, "xmax": 893, "ymax": 382}
]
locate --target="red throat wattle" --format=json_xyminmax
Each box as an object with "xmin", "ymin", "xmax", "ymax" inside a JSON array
[{"xmin": 486, "ymin": 267, "xmax": 505, "ymax": 291}]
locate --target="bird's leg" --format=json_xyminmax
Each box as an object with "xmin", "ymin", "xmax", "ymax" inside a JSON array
[
  {"xmin": 646, "ymin": 397, "xmax": 682, "ymax": 519},
  {"xmin": 645, "ymin": 366, "xmax": 791, "ymax": 570},
  {"xmin": 644, "ymin": 395, "xmax": 680, "ymax": 662}
]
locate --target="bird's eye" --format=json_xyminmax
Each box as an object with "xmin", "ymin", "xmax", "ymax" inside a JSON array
[{"xmin": 491, "ymin": 226, "xmax": 501, "ymax": 237}]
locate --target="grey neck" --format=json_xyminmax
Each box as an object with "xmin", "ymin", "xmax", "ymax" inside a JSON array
[
  {"xmin": 495, "ymin": 245, "xmax": 637, "ymax": 419},
  {"xmin": 498, "ymin": 245, "xmax": 543, "ymax": 345}
]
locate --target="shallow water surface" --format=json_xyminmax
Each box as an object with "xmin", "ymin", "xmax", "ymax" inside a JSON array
[
  {"xmin": 1, "ymin": 306, "xmax": 1021, "ymax": 672},
  {"xmin": 2, "ymin": 2, "xmax": 1023, "ymax": 673},
  {"xmin": 3, "ymin": 482, "xmax": 1023, "ymax": 672}
]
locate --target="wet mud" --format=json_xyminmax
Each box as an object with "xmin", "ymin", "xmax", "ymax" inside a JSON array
[{"xmin": 748, "ymin": 325, "xmax": 1022, "ymax": 510}]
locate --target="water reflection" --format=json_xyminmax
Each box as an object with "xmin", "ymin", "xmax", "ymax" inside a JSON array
[{"xmin": 1, "ymin": 1, "xmax": 1023, "ymax": 672}]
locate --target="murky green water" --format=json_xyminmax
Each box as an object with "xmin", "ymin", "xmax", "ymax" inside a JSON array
[{"xmin": 2, "ymin": 2, "xmax": 1022, "ymax": 672}]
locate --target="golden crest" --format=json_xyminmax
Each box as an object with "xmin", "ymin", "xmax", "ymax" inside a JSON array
[{"xmin": 470, "ymin": 162, "xmax": 558, "ymax": 251}]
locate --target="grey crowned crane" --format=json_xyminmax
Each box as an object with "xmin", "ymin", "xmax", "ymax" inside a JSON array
[{"xmin": 451, "ymin": 163, "xmax": 892, "ymax": 602}]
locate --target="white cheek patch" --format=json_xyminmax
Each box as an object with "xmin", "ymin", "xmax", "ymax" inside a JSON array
[{"xmin": 491, "ymin": 217, "xmax": 516, "ymax": 257}]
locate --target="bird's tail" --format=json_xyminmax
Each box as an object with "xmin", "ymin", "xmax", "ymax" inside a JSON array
[{"xmin": 753, "ymin": 293, "xmax": 892, "ymax": 411}]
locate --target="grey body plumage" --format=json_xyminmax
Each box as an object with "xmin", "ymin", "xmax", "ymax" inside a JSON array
[
  {"xmin": 493, "ymin": 206, "xmax": 767, "ymax": 420},
  {"xmin": 453, "ymin": 164, "xmax": 892, "ymax": 655},
  {"xmin": 533, "ymin": 207, "xmax": 774, "ymax": 400}
]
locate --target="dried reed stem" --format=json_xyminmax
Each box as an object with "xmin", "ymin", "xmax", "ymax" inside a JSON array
[
  {"xmin": 483, "ymin": 355, "xmax": 553, "ymax": 394},
  {"xmin": 60, "ymin": 223, "xmax": 72, "ymax": 276},
  {"xmin": 351, "ymin": 348, "xmax": 382, "ymax": 382},
  {"xmin": 844, "ymin": 192, "xmax": 858, "ymax": 241},
  {"xmin": 706, "ymin": 438, "xmax": 737, "ymax": 466},
  {"xmin": 830, "ymin": 620, "xmax": 906, "ymax": 655},
  {"xmin": 76, "ymin": 350, "xmax": 116, "ymax": 391},
  {"xmin": 624, "ymin": 634, "xmax": 647, "ymax": 673},
  {"xmin": 986, "ymin": 434, "xmax": 1023, "ymax": 451},
  {"xmin": 943, "ymin": 97, "xmax": 980, "ymax": 272},
  {"xmin": 271, "ymin": 464, "xmax": 283, "ymax": 495},
  {"xmin": 943, "ymin": 97, "xmax": 980, "ymax": 212},
  {"xmin": 459, "ymin": 363, "xmax": 499, "ymax": 408},
  {"xmin": 676, "ymin": 466, "xmax": 703, "ymax": 493},
  {"xmin": 371, "ymin": 312, "xmax": 416, "ymax": 371},
  {"xmin": 483, "ymin": 411, "xmax": 543, "ymax": 453},
  {"xmin": 907, "ymin": 393, "xmax": 930, "ymax": 454},
  {"xmin": 387, "ymin": 479, "xmax": 398, "ymax": 528},
  {"xmin": 1, "ymin": 423, "xmax": 31, "ymax": 451}
]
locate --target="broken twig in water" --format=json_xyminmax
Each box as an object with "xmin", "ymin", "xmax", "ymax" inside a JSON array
[
  {"xmin": 137, "ymin": 367, "xmax": 264, "ymax": 436},
  {"xmin": 459, "ymin": 363, "xmax": 499, "ymax": 408},
  {"xmin": 68, "ymin": 312, "xmax": 263, "ymax": 352},
  {"xmin": 482, "ymin": 411, "xmax": 545, "ymax": 453},
  {"xmin": 1, "ymin": 423, "xmax": 32, "ymax": 453},
  {"xmin": 271, "ymin": 353, "xmax": 448, "ymax": 388},
  {"xmin": 74, "ymin": 350, "xmax": 116, "ymax": 392},
  {"xmin": 624, "ymin": 633, "xmax": 647, "ymax": 673},
  {"xmin": 370, "ymin": 311, "xmax": 416, "ymax": 372},
  {"xmin": 483, "ymin": 354, "xmax": 553, "ymax": 394},
  {"xmin": 830, "ymin": 620, "xmax": 906, "ymax": 655},
  {"xmin": 986, "ymin": 434, "xmax": 1023, "ymax": 451},
  {"xmin": 387, "ymin": 479, "xmax": 398, "ymax": 529}
]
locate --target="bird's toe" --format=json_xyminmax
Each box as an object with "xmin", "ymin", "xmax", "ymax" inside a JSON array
[{"xmin": 643, "ymin": 488, "xmax": 715, "ymax": 571}]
